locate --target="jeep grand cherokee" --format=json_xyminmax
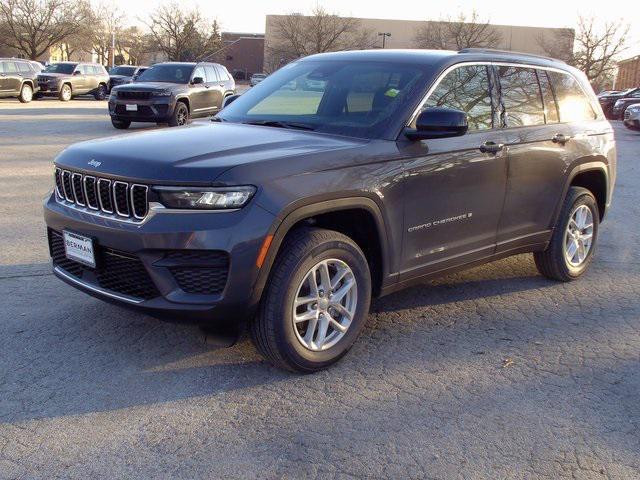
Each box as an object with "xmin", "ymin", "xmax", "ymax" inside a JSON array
[{"xmin": 44, "ymin": 48, "xmax": 616, "ymax": 372}]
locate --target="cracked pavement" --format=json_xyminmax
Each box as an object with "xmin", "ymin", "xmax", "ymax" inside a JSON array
[{"xmin": 0, "ymin": 99, "xmax": 639, "ymax": 479}]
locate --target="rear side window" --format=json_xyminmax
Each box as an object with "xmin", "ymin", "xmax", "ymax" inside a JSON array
[
  {"xmin": 424, "ymin": 65, "xmax": 493, "ymax": 131},
  {"xmin": 547, "ymin": 71, "xmax": 596, "ymax": 122},
  {"xmin": 4, "ymin": 61, "xmax": 18, "ymax": 73},
  {"xmin": 498, "ymin": 66, "xmax": 545, "ymax": 127},
  {"xmin": 537, "ymin": 70, "xmax": 559, "ymax": 123},
  {"xmin": 18, "ymin": 61, "xmax": 32, "ymax": 73},
  {"xmin": 204, "ymin": 65, "xmax": 218, "ymax": 83}
]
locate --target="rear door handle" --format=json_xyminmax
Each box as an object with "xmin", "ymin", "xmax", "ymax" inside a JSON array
[
  {"xmin": 479, "ymin": 141, "xmax": 505, "ymax": 154},
  {"xmin": 552, "ymin": 133, "xmax": 571, "ymax": 144}
]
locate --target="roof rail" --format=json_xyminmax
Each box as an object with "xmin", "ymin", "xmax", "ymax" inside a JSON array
[{"xmin": 457, "ymin": 48, "xmax": 565, "ymax": 64}]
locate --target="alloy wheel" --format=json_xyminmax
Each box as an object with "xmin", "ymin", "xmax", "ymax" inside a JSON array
[
  {"xmin": 22, "ymin": 85, "xmax": 33, "ymax": 102},
  {"xmin": 564, "ymin": 205, "xmax": 594, "ymax": 267},
  {"xmin": 292, "ymin": 258, "xmax": 357, "ymax": 351}
]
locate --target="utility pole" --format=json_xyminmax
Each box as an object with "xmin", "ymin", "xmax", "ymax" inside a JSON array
[
  {"xmin": 111, "ymin": 31, "xmax": 116, "ymax": 68},
  {"xmin": 378, "ymin": 32, "xmax": 391, "ymax": 49}
]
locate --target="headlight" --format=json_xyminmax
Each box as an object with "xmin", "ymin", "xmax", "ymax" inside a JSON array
[
  {"xmin": 628, "ymin": 105, "xmax": 640, "ymax": 113},
  {"xmin": 154, "ymin": 186, "xmax": 256, "ymax": 210},
  {"xmin": 153, "ymin": 90, "xmax": 172, "ymax": 97}
]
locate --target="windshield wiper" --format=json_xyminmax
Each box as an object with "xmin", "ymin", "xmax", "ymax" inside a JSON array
[{"xmin": 242, "ymin": 120, "xmax": 316, "ymax": 131}]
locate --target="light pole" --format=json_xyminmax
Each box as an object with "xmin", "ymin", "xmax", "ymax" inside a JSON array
[{"xmin": 378, "ymin": 32, "xmax": 391, "ymax": 49}]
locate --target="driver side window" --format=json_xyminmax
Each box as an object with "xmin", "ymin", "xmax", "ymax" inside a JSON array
[
  {"xmin": 421, "ymin": 65, "xmax": 493, "ymax": 131},
  {"xmin": 192, "ymin": 66, "xmax": 206, "ymax": 82}
]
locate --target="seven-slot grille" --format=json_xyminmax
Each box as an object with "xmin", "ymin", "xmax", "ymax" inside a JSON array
[
  {"xmin": 54, "ymin": 167, "xmax": 149, "ymax": 220},
  {"xmin": 117, "ymin": 90, "xmax": 152, "ymax": 100}
]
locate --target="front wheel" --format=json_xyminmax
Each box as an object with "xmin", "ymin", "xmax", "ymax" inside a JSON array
[
  {"xmin": 168, "ymin": 101, "xmax": 189, "ymax": 127},
  {"xmin": 94, "ymin": 84, "xmax": 107, "ymax": 100},
  {"xmin": 59, "ymin": 84, "xmax": 72, "ymax": 102},
  {"xmin": 534, "ymin": 187, "xmax": 599, "ymax": 281},
  {"xmin": 19, "ymin": 83, "xmax": 33, "ymax": 103},
  {"xmin": 250, "ymin": 227, "xmax": 372, "ymax": 372},
  {"xmin": 111, "ymin": 118, "xmax": 131, "ymax": 129}
]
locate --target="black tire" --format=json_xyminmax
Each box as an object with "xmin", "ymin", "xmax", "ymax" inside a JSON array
[
  {"xmin": 59, "ymin": 84, "xmax": 72, "ymax": 102},
  {"xmin": 168, "ymin": 101, "xmax": 189, "ymax": 127},
  {"xmin": 18, "ymin": 83, "xmax": 33, "ymax": 103},
  {"xmin": 111, "ymin": 118, "xmax": 131, "ymax": 129},
  {"xmin": 94, "ymin": 83, "xmax": 107, "ymax": 100},
  {"xmin": 34, "ymin": 92, "xmax": 43, "ymax": 100},
  {"xmin": 534, "ymin": 187, "xmax": 599, "ymax": 282},
  {"xmin": 250, "ymin": 227, "xmax": 372, "ymax": 373}
]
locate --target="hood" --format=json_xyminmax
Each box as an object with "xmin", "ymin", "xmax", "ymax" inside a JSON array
[
  {"xmin": 38, "ymin": 73, "xmax": 69, "ymax": 80},
  {"xmin": 54, "ymin": 122, "xmax": 368, "ymax": 184},
  {"xmin": 114, "ymin": 82, "xmax": 182, "ymax": 92},
  {"xmin": 109, "ymin": 74, "xmax": 132, "ymax": 80}
]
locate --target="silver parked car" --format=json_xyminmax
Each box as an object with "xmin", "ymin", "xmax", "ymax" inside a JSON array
[{"xmin": 623, "ymin": 103, "xmax": 640, "ymax": 130}]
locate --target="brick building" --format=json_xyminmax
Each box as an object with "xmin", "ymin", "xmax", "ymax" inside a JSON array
[
  {"xmin": 616, "ymin": 55, "xmax": 640, "ymax": 90},
  {"xmin": 218, "ymin": 32, "xmax": 265, "ymax": 80}
]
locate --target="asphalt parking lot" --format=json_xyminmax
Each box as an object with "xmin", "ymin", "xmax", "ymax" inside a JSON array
[{"xmin": 1, "ymin": 99, "xmax": 639, "ymax": 479}]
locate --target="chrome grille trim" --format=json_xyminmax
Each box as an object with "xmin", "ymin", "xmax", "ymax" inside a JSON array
[
  {"xmin": 71, "ymin": 173, "xmax": 85, "ymax": 206},
  {"xmin": 52, "ymin": 168, "xmax": 150, "ymax": 222},
  {"xmin": 97, "ymin": 178, "xmax": 113, "ymax": 214},
  {"xmin": 112, "ymin": 181, "xmax": 130, "ymax": 217},
  {"xmin": 130, "ymin": 184, "xmax": 149, "ymax": 219},
  {"xmin": 62, "ymin": 170, "xmax": 74, "ymax": 202},
  {"xmin": 83, "ymin": 176, "xmax": 99, "ymax": 210}
]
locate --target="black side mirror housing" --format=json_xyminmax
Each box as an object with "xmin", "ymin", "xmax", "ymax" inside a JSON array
[
  {"xmin": 73, "ymin": 70, "xmax": 81, "ymax": 76},
  {"xmin": 192, "ymin": 76, "xmax": 204, "ymax": 85},
  {"xmin": 405, "ymin": 107, "xmax": 468, "ymax": 140},
  {"xmin": 222, "ymin": 94, "xmax": 240, "ymax": 109}
]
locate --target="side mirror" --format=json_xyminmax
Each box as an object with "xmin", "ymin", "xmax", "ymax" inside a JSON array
[
  {"xmin": 73, "ymin": 70, "xmax": 81, "ymax": 76},
  {"xmin": 222, "ymin": 94, "xmax": 240, "ymax": 109},
  {"xmin": 405, "ymin": 107, "xmax": 468, "ymax": 140},
  {"xmin": 192, "ymin": 76, "xmax": 204, "ymax": 85}
]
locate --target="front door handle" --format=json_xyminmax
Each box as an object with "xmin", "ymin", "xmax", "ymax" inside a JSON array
[
  {"xmin": 479, "ymin": 141, "xmax": 505, "ymax": 154},
  {"xmin": 552, "ymin": 133, "xmax": 571, "ymax": 144}
]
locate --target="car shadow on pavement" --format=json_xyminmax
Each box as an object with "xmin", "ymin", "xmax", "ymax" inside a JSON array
[{"xmin": 0, "ymin": 107, "xmax": 109, "ymax": 117}]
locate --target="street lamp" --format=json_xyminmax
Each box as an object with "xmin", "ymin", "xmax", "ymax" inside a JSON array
[{"xmin": 378, "ymin": 32, "xmax": 391, "ymax": 49}]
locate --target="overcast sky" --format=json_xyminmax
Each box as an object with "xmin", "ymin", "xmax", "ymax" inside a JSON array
[{"xmin": 118, "ymin": 0, "xmax": 640, "ymax": 56}]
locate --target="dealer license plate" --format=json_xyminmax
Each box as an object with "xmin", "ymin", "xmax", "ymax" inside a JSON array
[{"xmin": 63, "ymin": 231, "xmax": 95, "ymax": 268}]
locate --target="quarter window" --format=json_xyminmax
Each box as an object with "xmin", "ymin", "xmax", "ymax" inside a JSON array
[
  {"xmin": 498, "ymin": 66, "xmax": 545, "ymax": 127},
  {"xmin": 547, "ymin": 71, "xmax": 596, "ymax": 122},
  {"xmin": 423, "ymin": 65, "xmax": 493, "ymax": 131}
]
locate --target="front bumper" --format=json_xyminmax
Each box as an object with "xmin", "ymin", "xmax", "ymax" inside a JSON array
[
  {"xmin": 624, "ymin": 118, "xmax": 640, "ymax": 130},
  {"xmin": 108, "ymin": 97, "xmax": 176, "ymax": 122},
  {"xmin": 37, "ymin": 82, "xmax": 60, "ymax": 94},
  {"xmin": 44, "ymin": 193, "xmax": 276, "ymax": 324}
]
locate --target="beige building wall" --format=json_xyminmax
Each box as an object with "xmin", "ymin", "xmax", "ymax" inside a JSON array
[{"xmin": 265, "ymin": 15, "xmax": 573, "ymax": 69}]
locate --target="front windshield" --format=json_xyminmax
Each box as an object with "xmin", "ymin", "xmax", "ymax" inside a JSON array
[
  {"xmin": 43, "ymin": 63, "xmax": 76, "ymax": 74},
  {"xmin": 137, "ymin": 64, "xmax": 194, "ymax": 83},
  {"xmin": 110, "ymin": 66, "xmax": 137, "ymax": 76},
  {"xmin": 217, "ymin": 60, "xmax": 427, "ymax": 139}
]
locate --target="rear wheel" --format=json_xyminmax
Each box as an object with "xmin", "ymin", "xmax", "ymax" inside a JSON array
[
  {"xmin": 534, "ymin": 187, "xmax": 599, "ymax": 281},
  {"xmin": 59, "ymin": 84, "xmax": 72, "ymax": 102},
  {"xmin": 94, "ymin": 84, "xmax": 107, "ymax": 100},
  {"xmin": 111, "ymin": 118, "xmax": 131, "ymax": 129},
  {"xmin": 168, "ymin": 101, "xmax": 189, "ymax": 127},
  {"xmin": 18, "ymin": 83, "xmax": 33, "ymax": 103},
  {"xmin": 250, "ymin": 227, "xmax": 371, "ymax": 372}
]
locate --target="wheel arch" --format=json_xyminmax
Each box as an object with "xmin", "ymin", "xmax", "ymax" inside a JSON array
[
  {"xmin": 175, "ymin": 96, "xmax": 190, "ymax": 112},
  {"xmin": 551, "ymin": 160, "xmax": 609, "ymax": 228},
  {"xmin": 250, "ymin": 197, "xmax": 392, "ymax": 306}
]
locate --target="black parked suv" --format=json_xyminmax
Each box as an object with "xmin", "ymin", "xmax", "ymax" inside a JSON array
[
  {"xmin": 37, "ymin": 62, "xmax": 110, "ymax": 101},
  {"xmin": 45, "ymin": 49, "xmax": 616, "ymax": 372},
  {"xmin": 108, "ymin": 65, "xmax": 148, "ymax": 91},
  {"xmin": 0, "ymin": 58, "xmax": 39, "ymax": 103},
  {"xmin": 598, "ymin": 87, "xmax": 640, "ymax": 118},
  {"xmin": 610, "ymin": 89, "xmax": 640, "ymax": 119},
  {"xmin": 108, "ymin": 62, "xmax": 236, "ymax": 129}
]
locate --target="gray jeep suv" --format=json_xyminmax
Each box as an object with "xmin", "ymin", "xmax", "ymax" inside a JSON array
[
  {"xmin": 44, "ymin": 49, "xmax": 616, "ymax": 372},
  {"xmin": 108, "ymin": 62, "xmax": 236, "ymax": 128},
  {"xmin": 37, "ymin": 62, "xmax": 109, "ymax": 101},
  {"xmin": 0, "ymin": 58, "xmax": 39, "ymax": 102}
]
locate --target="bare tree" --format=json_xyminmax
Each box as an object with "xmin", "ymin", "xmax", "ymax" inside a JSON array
[
  {"xmin": 414, "ymin": 10, "xmax": 502, "ymax": 50},
  {"xmin": 88, "ymin": 1, "xmax": 125, "ymax": 66},
  {"xmin": 539, "ymin": 16, "xmax": 629, "ymax": 88},
  {"xmin": 0, "ymin": 0, "xmax": 90, "ymax": 60},
  {"xmin": 266, "ymin": 7, "xmax": 376, "ymax": 70},
  {"xmin": 145, "ymin": 2, "xmax": 222, "ymax": 62},
  {"xmin": 116, "ymin": 27, "xmax": 153, "ymax": 65}
]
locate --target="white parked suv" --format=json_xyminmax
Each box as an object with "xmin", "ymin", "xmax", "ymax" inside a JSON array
[
  {"xmin": 623, "ymin": 103, "xmax": 640, "ymax": 130},
  {"xmin": 250, "ymin": 73, "xmax": 267, "ymax": 86}
]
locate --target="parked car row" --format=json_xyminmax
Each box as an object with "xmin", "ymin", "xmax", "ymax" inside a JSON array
[{"xmin": 598, "ymin": 87, "xmax": 640, "ymax": 119}]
